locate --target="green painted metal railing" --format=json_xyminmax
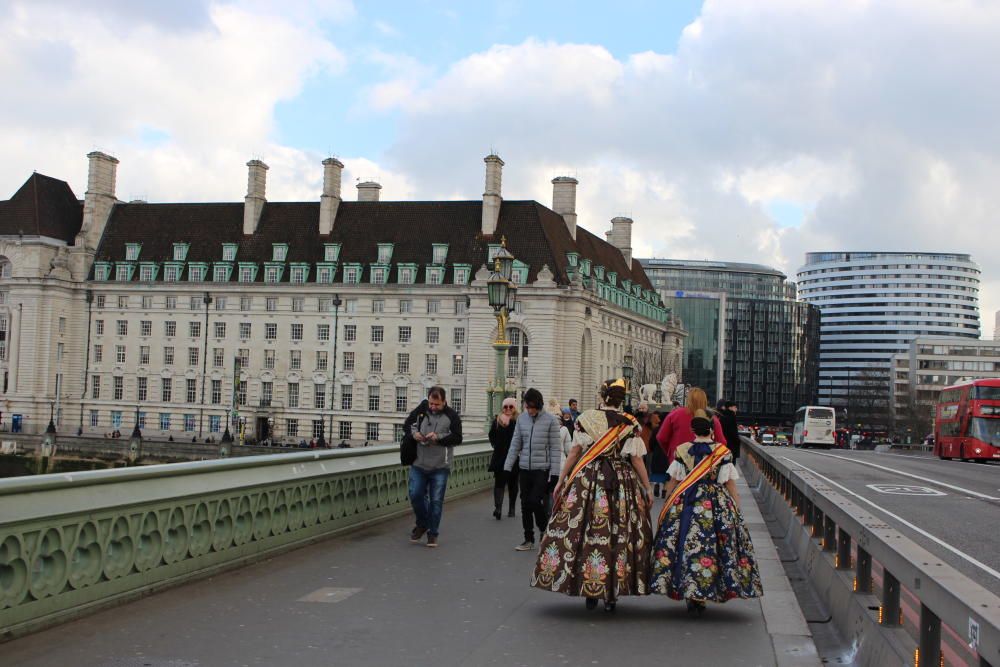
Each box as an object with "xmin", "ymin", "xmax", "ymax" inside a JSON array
[{"xmin": 0, "ymin": 440, "xmax": 492, "ymax": 641}]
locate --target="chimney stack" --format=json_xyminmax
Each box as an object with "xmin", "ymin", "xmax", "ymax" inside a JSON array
[
  {"xmin": 77, "ymin": 151, "xmax": 119, "ymax": 249},
  {"xmin": 606, "ymin": 216, "xmax": 633, "ymax": 266},
  {"xmin": 357, "ymin": 181, "xmax": 382, "ymax": 202},
  {"xmin": 319, "ymin": 157, "xmax": 343, "ymax": 235},
  {"xmin": 243, "ymin": 159, "xmax": 268, "ymax": 235},
  {"xmin": 551, "ymin": 176, "xmax": 578, "ymax": 240},
  {"xmin": 481, "ymin": 154, "xmax": 504, "ymax": 236}
]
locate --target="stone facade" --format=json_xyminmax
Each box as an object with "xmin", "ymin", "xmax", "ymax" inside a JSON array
[{"xmin": 0, "ymin": 152, "xmax": 685, "ymax": 442}]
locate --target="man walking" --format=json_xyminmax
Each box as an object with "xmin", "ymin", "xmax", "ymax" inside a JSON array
[
  {"xmin": 716, "ymin": 399, "xmax": 742, "ymax": 459},
  {"xmin": 404, "ymin": 386, "xmax": 463, "ymax": 547},
  {"xmin": 504, "ymin": 388, "xmax": 562, "ymax": 551}
]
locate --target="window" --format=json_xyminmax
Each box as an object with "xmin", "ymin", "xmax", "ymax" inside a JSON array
[
  {"xmin": 114, "ymin": 376, "xmax": 124, "ymax": 400},
  {"xmin": 265, "ymin": 266, "xmax": 281, "ymax": 283},
  {"xmin": 173, "ymin": 243, "xmax": 189, "ymax": 261},
  {"xmin": 237, "ymin": 381, "xmax": 247, "ymax": 406},
  {"xmin": 141, "ymin": 295, "xmax": 153, "ymax": 309},
  {"xmin": 368, "ymin": 386, "xmax": 380, "ymax": 411},
  {"xmin": 324, "ymin": 244, "xmax": 340, "ymax": 262},
  {"xmin": 164, "ymin": 266, "xmax": 179, "ymax": 282},
  {"xmin": 454, "ymin": 270, "xmax": 469, "ymax": 286},
  {"xmin": 115, "ymin": 265, "xmax": 131, "ymax": 282},
  {"xmin": 393, "ymin": 424, "xmax": 405, "ymax": 442},
  {"xmin": 90, "ymin": 410, "xmax": 99, "ymax": 427},
  {"xmin": 188, "ymin": 347, "xmax": 199, "ymax": 366},
  {"xmin": 506, "ymin": 327, "xmax": 529, "ymax": 377},
  {"xmin": 161, "ymin": 378, "xmax": 172, "ymax": 403},
  {"xmin": 214, "ymin": 265, "xmax": 228, "ymax": 282},
  {"xmin": 426, "ymin": 327, "xmax": 439, "ymax": 344},
  {"xmin": 261, "ymin": 382, "xmax": 273, "ymax": 407},
  {"xmin": 432, "ymin": 244, "xmax": 448, "ymax": 265},
  {"xmin": 116, "ymin": 345, "xmax": 126, "ymax": 363},
  {"xmin": 264, "ymin": 349, "xmax": 275, "ymax": 370},
  {"xmin": 186, "ymin": 379, "xmax": 197, "ymax": 403},
  {"xmin": 291, "ymin": 267, "xmax": 306, "ymax": 284},
  {"xmin": 344, "ymin": 324, "xmax": 357, "ymax": 342},
  {"xmin": 184, "ymin": 414, "xmax": 196, "ymax": 432},
  {"xmin": 427, "ymin": 269, "xmax": 443, "ymax": 285},
  {"xmin": 117, "ymin": 320, "xmax": 128, "ymax": 336},
  {"xmin": 345, "ymin": 267, "xmax": 358, "ymax": 283},
  {"xmin": 139, "ymin": 346, "xmax": 150, "ymax": 365},
  {"xmin": 214, "ymin": 296, "xmax": 226, "ymax": 311},
  {"xmin": 290, "ymin": 349, "xmax": 301, "ymax": 370},
  {"xmin": 265, "ymin": 323, "xmax": 277, "ymax": 340},
  {"xmin": 288, "ymin": 383, "xmax": 299, "ymax": 408},
  {"xmin": 339, "ymin": 421, "xmax": 352, "ymax": 440},
  {"xmin": 396, "ymin": 351, "xmax": 412, "ymax": 374},
  {"xmin": 166, "ymin": 296, "xmax": 177, "ymax": 310},
  {"xmin": 211, "ymin": 379, "xmax": 222, "ymax": 404},
  {"xmin": 209, "ymin": 415, "xmax": 221, "ymax": 433},
  {"xmin": 343, "ymin": 351, "xmax": 355, "ymax": 372},
  {"xmin": 317, "ymin": 324, "xmax": 330, "ymax": 341},
  {"xmin": 372, "ymin": 268, "xmax": 386, "ymax": 285},
  {"xmin": 189, "ymin": 296, "xmax": 199, "ymax": 310},
  {"xmin": 341, "ymin": 389, "xmax": 353, "ymax": 410},
  {"xmin": 371, "ymin": 325, "xmax": 384, "ymax": 343},
  {"xmin": 344, "ymin": 298, "xmax": 357, "ymax": 313},
  {"xmin": 95, "ymin": 319, "xmax": 105, "ymax": 335},
  {"xmin": 314, "ymin": 383, "xmax": 326, "ymax": 409},
  {"xmin": 370, "ymin": 352, "xmax": 382, "ymax": 373},
  {"xmin": 189, "ymin": 321, "xmax": 201, "ymax": 338},
  {"xmin": 454, "ymin": 327, "xmax": 466, "ymax": 345},
  {"xmin": 239, "ymin": 266, "xmax": 254, "ymax": 283},
  {"xmin": 111, "ymin": 411, "xmax": 123, "ymax": 428},
  {"xmin": 164, "ymin": 346, "xmax": 174, "ymax": 365},
  {"xmin": 165, "ymin": 321, "xmax": 176, "ymax": 337},
  {"xmin": 140, "ymin": 320, "xmax": 151, "ymax": 337},
  {"xmin": 266, "ymin": 297, "xmax": 278, "ymax": 312},
  {"xmin": 308, "ymin": 420, "xmax": 322, "ymax": 439},
  {"xmin": 292, "ymin": 296, "xmax": 304, "ymax": 312},
  {"xmin": 160, "ymin": 413, "xmax": 171, "ymax": 431},
  {"xmin": 456, "ymin": 299, "xmax": 468, "ymax": 314},
  {"xmin": 427, "ymin": 300, "xmax": 440, "ymax": 314},
  {"xmin": 272, "ymin": 244, "xmax": 288, "ymax": 261},
  {"xmin": 239, "ymin": 322, "xmax": 251, "ymax": 339},
  {"xmin": 399, "ymin": 268, "xmax": 414, "ymax": 284},
  {"xmin": 396, "ymin": 386, "xmax": 408, "ymax": 412},
  {"xmin": 425, "ymin": 354, "xmax": 437, "ymax": 374},
  {"xmin": 189, "ymin": 265, "xmax": 206, "ymax": 282},
  {"xmin": 222, "ymin": 244, "xmax": 237, "ymax": 261},
  {"xmin": 399, "ymin": 299, "xmax": 412, "ymax": 313},
  {"xmin": 213, "ymin": 348, "xmax": 224, "ymax": 368},
  {"xmin": 214, "ymin": 322, "xmax": 226, "ymax": 338},
  {"xmin": 450, "ymin": 388, "xmax": 463, "ymax": 415},
  {"xmin": 317, "ymin": 267, "xmax": 333, "ymax": 283},
  {"xmin": 286, "ymin": 419, "xmax": 298, "ymax": 437},
  {"xmin": 372, "ymin": 298, "xmax": 385, "ymax": 313},
  {"xmin": 91, "ymin": 375, "xmax": 101, "ymax": 399},
  {"xmin": 93, "ymin": 344, "xmax": 103, "ymax": 363},
  {"xmin": 316, "ymin": 350, "xmax": 328, "ymax": 371},
  {"xmin": 240, "ymin": 296, "xmax": 252, "ymax": 311},
  {"xmin": 452, "ymin": 354, "xmax": 464, "ymax": 375},
  {"xmin": 291, "ymin": 323, "xmax": 303, "ymax": 341},
  {"xmin": 366, "ymin": 423, "xmax": 379, "ymax": 441}
]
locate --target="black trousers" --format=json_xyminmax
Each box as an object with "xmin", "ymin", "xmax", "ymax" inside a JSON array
[
  {"xmin": 493, "ymin": 469, "xmax": 518, "ymax": 506},
  {"xmin": 519, "ymin": 469, "xmax": 550, "ymax": 542}
]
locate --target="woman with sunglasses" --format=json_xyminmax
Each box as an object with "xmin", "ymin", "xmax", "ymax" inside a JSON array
[{"xmin": 488, "ymin": 397, "xmax": 520, "ymax": 519}]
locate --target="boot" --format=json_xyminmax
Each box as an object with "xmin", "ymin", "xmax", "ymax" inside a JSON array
[
  {"xmin": 508, "ymin": 498, "xmax": 516, "ymax": 518},
  {"xmin": 493, "ymin": 487, "xmax": 504, "ymax": 520}
]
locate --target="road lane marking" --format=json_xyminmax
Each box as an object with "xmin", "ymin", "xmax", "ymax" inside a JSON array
[
  {"xmin": 866, "ymin": 484, "xmax": 945, "ymax": 496},
  {"xmin": 879, "ymin": 452, "xmax": 1000, "ymax": 468},
  {"xmin": 803, "ymin": 451, "xmax": 1000, "ymax": 501},
  {"xmin": 781, "ymin": 457, "xmax": 1000, "ymax": 583}
]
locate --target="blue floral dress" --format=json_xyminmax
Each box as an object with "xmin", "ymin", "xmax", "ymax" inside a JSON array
[{"xmin": 649, "ymin": 439, "xmax": 762, "ymax": 602}]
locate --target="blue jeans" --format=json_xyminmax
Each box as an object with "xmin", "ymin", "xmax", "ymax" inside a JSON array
[{"xmin": 409, "ymin": 466, "xmax": 450, "ymax": 536}]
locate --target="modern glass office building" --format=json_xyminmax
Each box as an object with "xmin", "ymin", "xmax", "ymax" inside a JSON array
[{"xmin": 641, "ymin": 259, "xmax": 820, "ymax": 423}]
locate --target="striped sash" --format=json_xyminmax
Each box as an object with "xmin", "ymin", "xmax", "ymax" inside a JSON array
[{"xmin": 658, "ymin": 443, "xmax": 731, "ymax": 525}]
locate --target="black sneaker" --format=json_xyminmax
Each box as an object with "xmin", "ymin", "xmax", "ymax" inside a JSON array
[
  {"xmin": 515, "ymin": 541, "xmax": 535, "ymax": 551},
  {"xmin": 410, "ymin": 526, "xmax": 428, "ymax": 543},
  {"xmin": 426, "ymin": 535, "xmax": 438, "ymax": 548}
]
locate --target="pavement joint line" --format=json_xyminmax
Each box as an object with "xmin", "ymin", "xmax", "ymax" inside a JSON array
[
  {"xmin": 781, "ymin": 456, "xmax": 1000, "ymax": 582},
  {"xmin": 802, "ymin": 450, "xmax": 1000, "ymax": 500}
]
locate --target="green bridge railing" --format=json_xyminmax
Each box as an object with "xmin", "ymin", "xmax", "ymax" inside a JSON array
[{"xmin": 0, "ymin": 440, "xmax": 493, "ymax": 641}]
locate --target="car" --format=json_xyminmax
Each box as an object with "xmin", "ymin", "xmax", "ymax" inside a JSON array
[
  {"xmin": 775, "ymin": 434, "xmax": 789, "ymax": 446},
  {"xmin": 761, "ymin": 433, "xmax": 775, "ymax": 446}
]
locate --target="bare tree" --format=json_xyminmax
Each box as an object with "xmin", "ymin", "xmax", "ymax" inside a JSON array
[{"xmin": 844, "ymin": 368, "xmax": 893, "ymax": 432}]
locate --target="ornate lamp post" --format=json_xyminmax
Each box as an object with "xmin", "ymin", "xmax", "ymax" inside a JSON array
[
  {"xmin": 328, "ymin": 293, "xmax": 342, "ymax": 445},
  {"xmin": 39, "ymin": 402, "xmax": 58, "ymax": 473},
  {"xmin": 219, "ymin": 423, "xmax": 233, "ymax": 458},
  {"xmin": 128, "ymin": 403, "xmax": 142, "ymax": 464},
  {"xmin": 486, "ymin": 239, "xmax": 517, "ymax": 422},
  {"xmin": 622, "ymin": 351, "xmax": 634, "ymax": 410}
]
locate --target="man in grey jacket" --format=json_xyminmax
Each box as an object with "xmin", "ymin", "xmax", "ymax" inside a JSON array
[{"xmin": 504, "ymin": 387, "xmax": 562, "ymax": 551}]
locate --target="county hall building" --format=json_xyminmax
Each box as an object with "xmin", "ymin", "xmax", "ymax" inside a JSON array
[{"xmin": 0, "ymin": 151, "xmax": 684, "ymax": 443}]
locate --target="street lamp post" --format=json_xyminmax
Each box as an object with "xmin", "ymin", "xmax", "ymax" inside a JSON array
[
  {"xmin": 328, "ymin": 293, "xmax": 342, "ymax": 445},
  {"xmin": 622, "ymin": 351, "xmax": 634, "ymax": 410},
  {"xmin": 39, "ymin": 402, "xmax": 57, "ymax": 473},
  {"xmin": 128, "ymin": 403, "xmax": 142, "ymax": 464},
  {"xmin": 486, "ymin": 239, "xmax": 516, "ymax": 423}
]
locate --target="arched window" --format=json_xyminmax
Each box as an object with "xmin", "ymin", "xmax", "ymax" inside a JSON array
[
  {"xmin": 505, "ymin": 327, "xmax": 528, "ymax": 378},
  {"xmin": 0, "ymin": 257, "xmax": 11, "ymax": 280}
]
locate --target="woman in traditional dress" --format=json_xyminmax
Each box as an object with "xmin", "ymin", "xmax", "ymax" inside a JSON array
[
  {"xmin": 531, "ymin": 379, "xmax": 654, "ymax": 612},
  {"xmin": 649, "ymin": 410, "xmax": 763, "ymax": 614}
]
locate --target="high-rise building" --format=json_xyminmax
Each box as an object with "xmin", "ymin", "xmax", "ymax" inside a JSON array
[
  {"xmin": 641, "ymin": 259, "xmax": 820, "ymax": 423},
  {"xmin": 796, "ymin": 252, "xmax": 981, "ymax": 425}
]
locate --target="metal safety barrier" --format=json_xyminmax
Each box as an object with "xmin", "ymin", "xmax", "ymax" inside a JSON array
[
  {"xmin": 744, "ymin": 438, "xmax": 1000, "ymax": 667},
  {"xmin": 0, "ymin": 440, "xmax": 493, "ymax": 641}
]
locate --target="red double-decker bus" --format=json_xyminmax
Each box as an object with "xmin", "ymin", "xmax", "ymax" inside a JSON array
[{"xmin": 934, "ymin": 378, "xmax": 1000, "ymax": 461}]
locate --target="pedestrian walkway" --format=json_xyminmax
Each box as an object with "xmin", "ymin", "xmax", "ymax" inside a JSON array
[{"xmin": 2, "ymin": 474, "xmax": 818, "ymax": 666}]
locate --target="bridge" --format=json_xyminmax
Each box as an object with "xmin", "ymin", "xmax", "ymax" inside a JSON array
[{"xmin": 0, "ymin": 438, "xmax": 997, "ymax": 665}]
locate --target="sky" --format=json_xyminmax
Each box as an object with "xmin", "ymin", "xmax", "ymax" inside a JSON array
[{"xmin": 1, "ymin": 0, "xmax": 998, "ymax": 335}]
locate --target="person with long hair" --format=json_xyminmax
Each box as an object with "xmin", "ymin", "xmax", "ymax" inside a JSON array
[
  {"xmin": 531, "ymin": 379, "xmax": 654, "ymax": 612},
  {"xmin": 488, "ymin": 397, "xmax": 520, "ymax": 519},
  {"xmin": 655, "ymin": 387, "xmax": 727, "ymax": 466},
  {"xmin": 649, "ymin": 410, "xmax": 762, "ymax": 614}
]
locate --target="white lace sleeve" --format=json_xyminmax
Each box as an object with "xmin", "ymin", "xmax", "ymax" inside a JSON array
[
  {"xmin": 573, "ymin": 429, "xmax": 595, "ymax": 452},
  {"xmin": 717, "ymin": 462, "xmax": 740, "ymax": 483},
  {"xmin": 620, "ymin": 436, "xmax": 647, "ymax": 458},
  {"xmin": 666, "ymin": 459, "xmax": 686, "ymax": 481}
]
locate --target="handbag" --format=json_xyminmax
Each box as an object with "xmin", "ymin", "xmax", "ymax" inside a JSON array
[{"xmin": 400, "ymin": 432, "xmax": 417, "ymax": 466}]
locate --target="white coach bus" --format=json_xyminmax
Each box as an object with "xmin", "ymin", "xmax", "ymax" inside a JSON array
[{"xmin": 792, "ymin": 406, "xmax": 836, "ymax": 449}]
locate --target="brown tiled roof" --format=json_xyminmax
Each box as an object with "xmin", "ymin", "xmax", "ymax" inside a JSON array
[
  {"xmin": 0, "ymin": 173, "xmax": 82, "ymax": 243},
  {"xmin": 93, "ymin": 199, "xmax": 654, "ymax": 290}
]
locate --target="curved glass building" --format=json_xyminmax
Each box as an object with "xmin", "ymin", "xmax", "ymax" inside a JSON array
[{"xmin": 795, "ymin": 252, "xmax": 981, "ymax": 414}]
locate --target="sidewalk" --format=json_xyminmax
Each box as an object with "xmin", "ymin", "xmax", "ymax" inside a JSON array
[{"xmin": 2, "ymin": 475, "xmax": 817, "ymax": 667}]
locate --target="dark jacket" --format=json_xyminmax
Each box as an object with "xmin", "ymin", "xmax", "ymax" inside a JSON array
[
  {"xmin": 488, "ymin": 417, "xmax": 516, "ymax": 473},
  {"xmin": 716, "ymin": 409, "xmax": 741, "ymax": 459},
  {"xmin": 403, "ymin": 399, "xmax": 463, "ymax": 470}
]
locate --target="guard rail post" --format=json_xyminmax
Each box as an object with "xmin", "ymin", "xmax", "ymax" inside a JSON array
[
  {"xmin": 823, "ymin": 515, "xmax": 836, "ymax": 552},
  {"xmin": 837, "ymin": 528, "xmax": 851, "ymax": 570},
  {"xmin": 882, "ymin": 570, "xmax": 901, "ymax": 627},
  {"xmin": 918, "ymin": 603, "xmax": 941, "ymax": 667},
  {"xmin": 856, "ymin": 546, "xmax": 872, "ymax": 593}
]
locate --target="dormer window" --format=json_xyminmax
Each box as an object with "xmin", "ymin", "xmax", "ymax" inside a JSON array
[
  {"xmin": 432, "ymin": 244, "xmax": 449, "ymax": 265},
  {"xmin": 566, "ymin": 252, "xmax": 579, "ymax": 267},
  {"xmin": 239, "ymin": 264, "xmax": 257, "ymax": 283},
  {"xmin": 426, "ymin": 267, "xmax": 444, "ymax": 285},
  {"xmin": 213, "ymin": 265, "xmax": 229, "ymax": 282},
  {"xmin": 316, "ymin": 265, "xmax": 334, "ymax": 283},
  {"xmin": 163, "ymin": 265, "xmax": 180, "ymax": 282},
  {"xmin": 398, "ymin": 265, "xmax": 416, "ymax": 285},
  {"xmin": 115, "ymin": 264, "xmax": 131, "ymax": 281},
  {"xmin": 453, "ymin": 264, "xmax": 471, "ymax": 285},
  {"xmin": 594, "ymin": 265, "xmax": 605, "ymax": 281},
  {"xmin": 580, "ymin": 259, "xmax": 591, "ymax": 276},
  {"xmin": 94, "ymin": 263, "xmax": 111, "ymax": 281},
  {"xmin": 188, "ymin": 264, "xmax": 207, "ymax": 282},
  {"xmin": 343, "ymin": 265, "xmax": 361, "ymax": 284},
  {"xmin": 264, "ymin": 265, "xmax": 282, "ymax": 284},
  {"xmin": 290, "ymin": 265, "xmax": 309, "ymax": 284},
  {"xmin": 372, "ymin": 267, "xmax": 387, "ymax": 285},
  {"xmin": 272, "ymin": 244, "xmax": 288, "ymax": 262},
  {"xmin": 377, "ymin": 243, "xmax": 394, "ymax": 264},
  {"xmin": 222, "ymin": 244, "xmax": 237, "ymax": 261},
  {"xmin": 125, "ymin": 243, "xmax": 141, "ymax": 261},
  {"xmin": 172, "ymin": 243, "xmax": 189, "ymax": 261},
  {"xmin": 324, "ymin": 244, "xmax": 341, "ymax": 262},
  {"xmin": 139, "ymin": 264, "xmax": 156, "ymax": 282}
]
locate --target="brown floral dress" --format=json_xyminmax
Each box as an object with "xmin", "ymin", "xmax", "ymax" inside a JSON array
[{"xmin": 531, "ymin": 409, "xmax": 653, "ymax": 601}]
